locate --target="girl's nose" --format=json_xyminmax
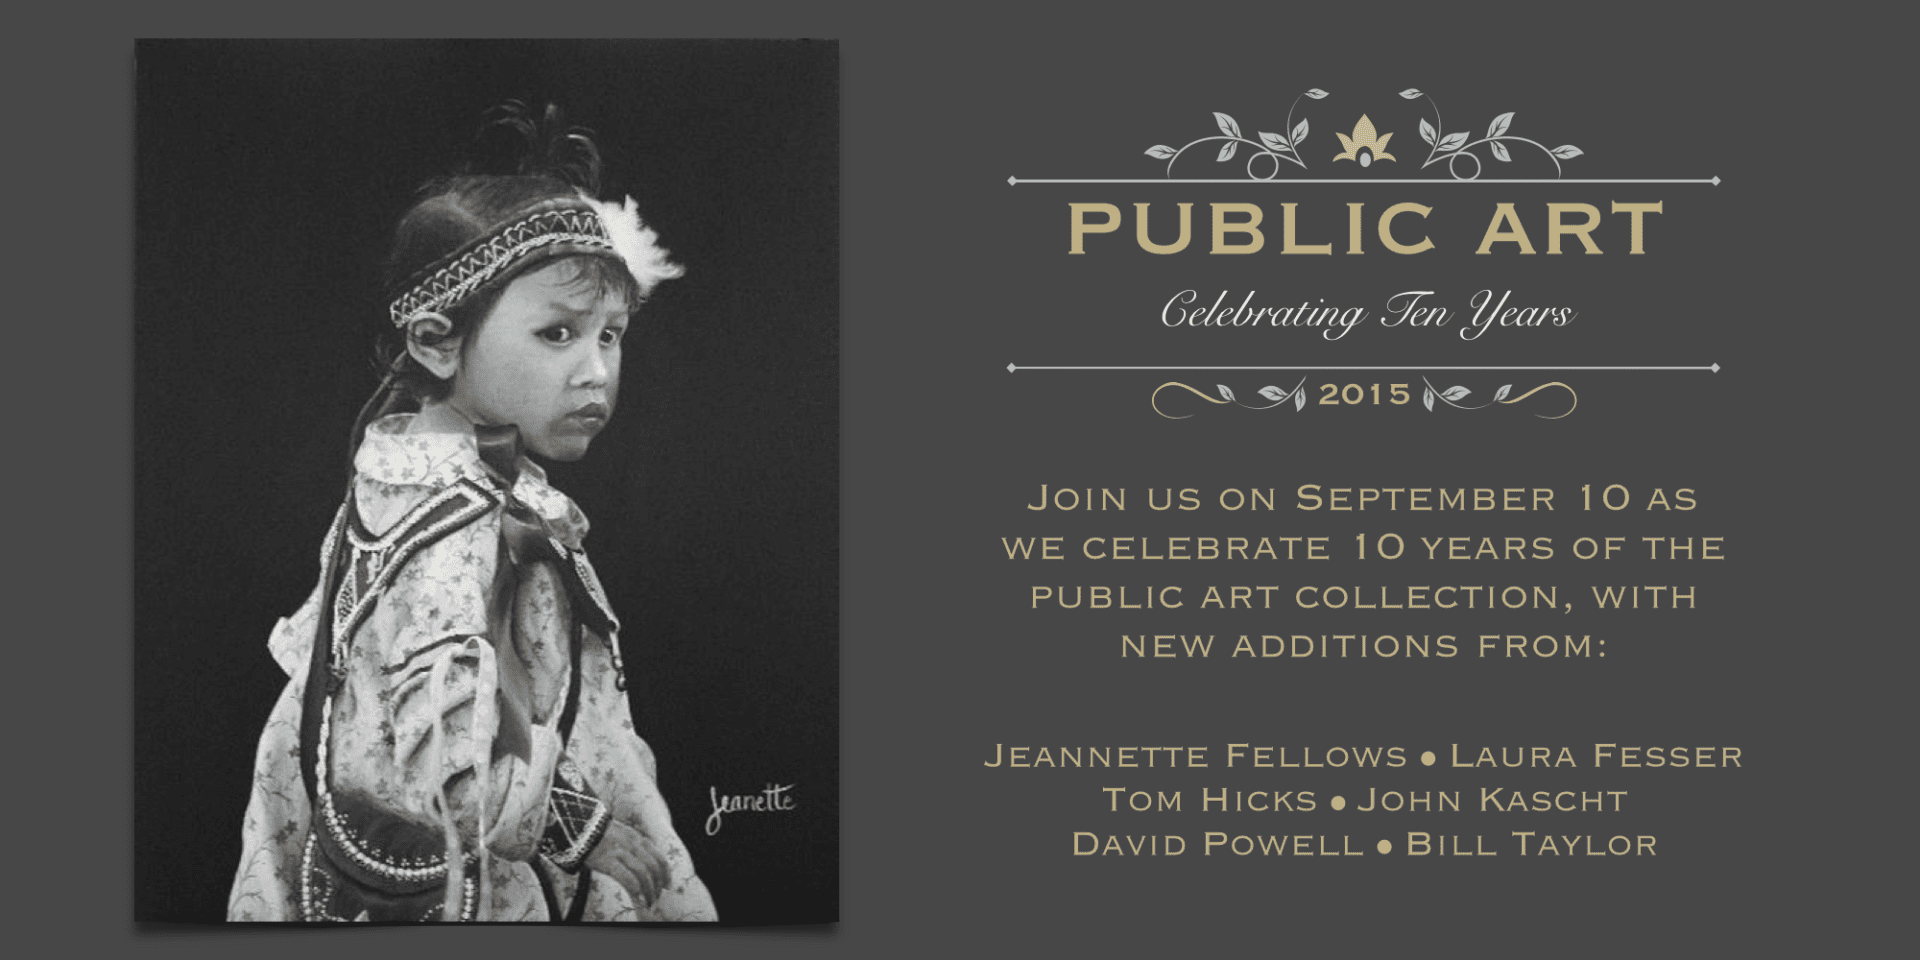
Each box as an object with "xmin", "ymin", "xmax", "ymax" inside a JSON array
[{"xmin": 573, "ymin": 346, "xmax": 610, "ymax": 388}]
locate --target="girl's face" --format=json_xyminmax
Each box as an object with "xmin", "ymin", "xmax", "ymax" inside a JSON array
[{"xmin": 446, "ymin": 259, "xmax": 629, "ymax": 462}]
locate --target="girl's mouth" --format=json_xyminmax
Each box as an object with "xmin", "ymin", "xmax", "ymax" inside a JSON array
[{"xmin": 566, "ymin": 402, "xmax": 611, "ymax": 429}]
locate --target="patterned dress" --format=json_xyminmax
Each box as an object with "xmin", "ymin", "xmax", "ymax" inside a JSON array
[{"xmin": 228, "ymin": 414, "xmax": 715, "ymax": 921}]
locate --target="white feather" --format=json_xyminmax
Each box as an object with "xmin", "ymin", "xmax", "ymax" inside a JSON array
[{"xmin": 585, "ymin": 194, "xmax": 684, "ymax": 297}]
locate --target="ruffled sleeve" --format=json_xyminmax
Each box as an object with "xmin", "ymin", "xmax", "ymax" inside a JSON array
[{"xmin": 332, "ymin": 505, "xmax": 569, "ymax": 864}]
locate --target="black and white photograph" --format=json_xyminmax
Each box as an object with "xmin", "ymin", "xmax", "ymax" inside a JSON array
[{"xmin": 134, "ymin": 39, "xmax": 838, "ymax": 924}]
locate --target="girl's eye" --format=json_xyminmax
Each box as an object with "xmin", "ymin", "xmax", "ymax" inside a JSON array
[
  {"xmin": 600, "ymin": 327, "xmax": 625, "ymax": 347},
  {"xmin": 539, "ymin": 326, "xmax": 576, "ymax": 345}
]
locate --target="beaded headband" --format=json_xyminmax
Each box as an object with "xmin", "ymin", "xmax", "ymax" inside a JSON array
[
  {"xmin": 387, "ymin": 195, "xmax": 682, "ymax": 327},
  {"xmin": 388, "ymin": 206, "xmax": 611, "ymax": 326}
]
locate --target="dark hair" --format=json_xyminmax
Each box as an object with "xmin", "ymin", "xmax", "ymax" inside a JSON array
[{"xmin": 350, "ymin": 102, "xmax": 645, "ymax": 458}]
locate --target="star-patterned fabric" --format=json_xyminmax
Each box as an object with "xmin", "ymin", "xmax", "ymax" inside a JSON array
[{"xmin": 228, "ymin": 414, "xmax": 715, "ymax": 921}]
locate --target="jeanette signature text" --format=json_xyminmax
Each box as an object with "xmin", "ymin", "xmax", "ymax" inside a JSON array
[{"xmin": 707, "ymin": 783, "xmax": 797, "ymax": 836}]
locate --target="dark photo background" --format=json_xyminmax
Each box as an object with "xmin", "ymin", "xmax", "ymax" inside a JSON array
[{"xmin": 134, "ymin": 40, "xmax": 838, "ymax": 924}]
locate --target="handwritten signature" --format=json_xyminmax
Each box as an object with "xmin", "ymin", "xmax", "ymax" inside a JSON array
[{"xmin": 706, "ymin": 783, "xmax": 797, "ymax": 836}]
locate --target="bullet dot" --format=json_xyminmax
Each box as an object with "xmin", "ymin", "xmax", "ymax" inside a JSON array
[
  {"xmin": 1420, "ymin": 751, "xmax": 1436, "ymax": 766},
  {"xmin": 1376, "ymin": 839, "xmax": 1392, "ymax": 854},
  {"xmin": 1331, "ymin": 796, "xmax": 1345, "ymax": 810}
]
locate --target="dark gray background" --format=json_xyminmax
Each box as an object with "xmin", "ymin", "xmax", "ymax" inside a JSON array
[{"xmin": 23, "ymin": 1, "xmax": 1904, "ymax": 956}]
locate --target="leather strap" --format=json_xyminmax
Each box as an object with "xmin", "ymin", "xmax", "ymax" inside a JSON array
[{"xmin": 299, "ymin": 501, "xmax": 353, "ymax": 807}]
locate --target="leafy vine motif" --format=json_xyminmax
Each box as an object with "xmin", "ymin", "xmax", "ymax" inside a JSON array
[
  {"xmin": 1144, "ymin": 89, "xmax": 1329, "ymax": 179},
  {"xmin": 1152, "ymin": 380, "xmax": 1309, "ymax": 419},
  {"xmin": 1400, "ymin": 88, "xmax": 1583, "ymax": 180},
  {"xmin": 1420, "ymin": 378, "xmax": 1577, "ymax": 419}
]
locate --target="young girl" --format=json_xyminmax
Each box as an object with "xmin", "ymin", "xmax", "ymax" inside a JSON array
[{"xmin": 228, "ymin": 104, "xmax": 717, "ymax": 922}]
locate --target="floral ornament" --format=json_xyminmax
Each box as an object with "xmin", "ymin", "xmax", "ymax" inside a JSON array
[
  {"xmin": 1400, "ymin": 88, "xmax": 1583, "ymax": 180},
  {"xmin": 1144, "ymin": 88, "xmax": 1329, "ymax": 179},
  {"xmin": 1421, "ymin": 378, "xmax": 1577, "ymax": 419},
  {"xmin": 1332, "ymin": 115, "xmax": 1395, "ymax": 167},
  {"xmin": 1151, "ymin": 379, "xmax": 1309, "ymax": 419}
]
